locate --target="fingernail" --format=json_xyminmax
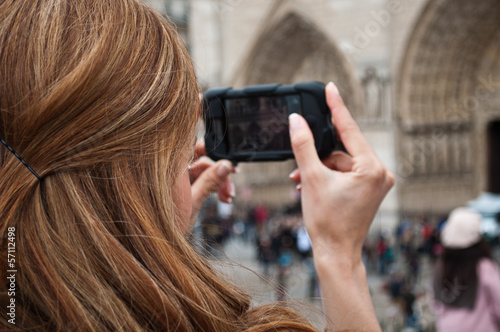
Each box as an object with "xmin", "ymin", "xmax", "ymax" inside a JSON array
[
  {"xmin": 289, "ymin": 113, "xmax": 303, "ymax": 133},
  {"xmin": 229, "ymin": 182, "xmax": 236, "ymax": 198},
  {"xmin": 227, "ymin": 197, "xmax": 233, "ymax": 204},
  {"xmin": 289, "ymin": 169, "xmax": 298, "ymax": 179},
  {"xmin": 234, "ymin": 166, "xmax": 241, "ymax": 174},
  {"xmin": 296, "ymin": 184, "xmax": 302, "ymax": 192},
  {"xmin": 217, "ymin": 162, "xmax": 233, "ymax": 177},
  {"xmin": 328, "ymin": 81, "xmax": 339, "ymax": 95}
]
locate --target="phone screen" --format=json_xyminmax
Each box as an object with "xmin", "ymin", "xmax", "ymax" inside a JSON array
[{"xmin": 225, "ymin": 95, "xmax": 301, "ymax": 154}]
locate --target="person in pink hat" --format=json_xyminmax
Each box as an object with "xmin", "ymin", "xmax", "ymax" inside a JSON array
[{"xmin": 433, "ymin": 207, "xmax": 500, "ymax": 332}]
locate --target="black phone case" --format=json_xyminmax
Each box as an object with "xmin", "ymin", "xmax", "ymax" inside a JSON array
[{"xmin": 203, "ymin": 81, "xmax": 337, "ymax": 163}]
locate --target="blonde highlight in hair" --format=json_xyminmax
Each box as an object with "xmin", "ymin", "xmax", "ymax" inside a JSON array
[{"xmin": 0, "ymin": 1, "xmax": 317, "ymax": 331}]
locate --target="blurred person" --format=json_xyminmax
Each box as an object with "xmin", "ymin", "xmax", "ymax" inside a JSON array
[
  {"xmin": 362, "ymin": 239, "xmax": 377, "ymax": 273},
  {"xmin": 0, "ymin": 1, "xmax": 394, "ymax": 331},
  {"xmin": 384, "ymin": 273, "xmax": 422, "ymax": 331},
  {"xmin": 377, "ymin": 235, "xmax": 388, "ymax": 274},
  {"xmin": 433, "ymin": 208, "xmax": 500, "ymax": 332},
  {"xmin": 386, "ymin": 271, "xmax": 405, "ymax": 300},
  {"xmin": 400, "ymin": 283, "xmax": 419, "ymax": 331},
  {"xmin": 296, "ymin": 226, "xmax": 318, "ymax": 299},
  {"xmin": 404, "ymin": 247, "xmax": 420, "ymax": 286},
  {"xmin": 297, "ymin": 225, "xmax": 312, "ymax": 260},
  {"xmin": 411, "ymin": 216, "xmax": 425, "ymax": 254},
  {"xmin": 396, "ymin": 219, "xmax": 411, "ymax": 247},
  {"xmin": 421, "ymin": 219, "xmax": 433, "ymax": 254},
  {"xmin": 241, "ymin": 208, "xmax": 256, "ymax": 242},
  {"xmin": 429, "ymin": 225, "xmax": 444, "ymax": 261},
  {"xmin": 270, "ymin": 216, "xmax": 296, "ymax": 301},
  {"xmin": 400, "ymin": 219, "xmax": 413, "ymax": 255},
  {"xmin": 200, "ymin": 205, "xmax": 224, "ymax": 257},
  {"xmin": 256, "ymin": 234, "xmax": 274, "ymax": 276},
  {"xmin": 384, "ymin": 241, "xmax": 396, "ymax": 274},
  {"xmin": 254, "ymin": 204, "xmax": 270, "ymax": 236}
]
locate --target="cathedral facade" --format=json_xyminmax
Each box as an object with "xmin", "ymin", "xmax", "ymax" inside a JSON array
[{"xmin": 145, "ymin": 0, "xmax": 500, "ymax": 230}]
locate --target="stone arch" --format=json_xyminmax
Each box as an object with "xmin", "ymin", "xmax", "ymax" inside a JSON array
[
  {"xmin": 238, "ymin": 11, "xmax": 362, "ymax": 117},
  {"xmin": 397, "ymin": 0, "xmax": 500, "ymax": 214}
]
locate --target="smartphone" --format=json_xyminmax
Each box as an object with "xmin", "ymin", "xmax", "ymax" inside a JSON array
[{"xmin": 203, "ymin": 81, "xmax": 337, "ymax": 163}]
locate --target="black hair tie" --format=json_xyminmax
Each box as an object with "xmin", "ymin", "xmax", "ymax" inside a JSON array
[{"xmin": 0, "ymin": 137, "xmax": 41, "ymax": 180}]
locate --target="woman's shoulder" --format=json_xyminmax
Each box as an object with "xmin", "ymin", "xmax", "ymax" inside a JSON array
[
  {"xmin": 478, "ymin": 258, "xmax": 500, "ymax": 281},
  {"xmin": 478, "ymin": 258, "xmax": 499, "ymax": 270}
]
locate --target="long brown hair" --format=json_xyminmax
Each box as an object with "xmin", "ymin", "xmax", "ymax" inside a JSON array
[
  {"xmin": 434, "ymin": 240, "xmax": 492, "ymax": 309},
  {"xmin": 0, "ymin": 1, "xmax": 316, "ymax": 331}
]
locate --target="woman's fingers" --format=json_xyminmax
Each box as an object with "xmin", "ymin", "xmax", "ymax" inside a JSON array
[
  {"xmin": 326, "ymin": 83, "xmax": 376, "ymax": 161},
  {"xmin": 326, "ymin": 83, "xmax": 393, "ymax": 189},
  {"xmin": 289, "ymin": 168, "xmax": 301, "ymax": 183},
  {"xmin": 194, "ymin": 140, "xmax": 206, "ymax": 160},
  {"xmin": 190, "ymin": 160, "xmax": 234, "ymax": 213},
  {"xmin": 217, "ymin": 177, "xmax": 235, "ymax": 204},
  {"xmin": 289, "ymin": 83, "xmax": 368, "ymax": 185},
  {"xmin": 190, "ymin": 156, "xmax": 235, "ymax": 203},
  {"xmin": 288, "ymin": 151, "xmax": 354, "ymax": 185},
  {"xmin": 188, "ymin": 156, "xmax": 213, "ymax": 183},
  {"xmin": 322, "ymin": 151, "xmax": 354, "ymax": 173}
]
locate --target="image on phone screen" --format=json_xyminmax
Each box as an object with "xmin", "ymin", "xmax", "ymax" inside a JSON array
[{"xmin": 225, "ymin": 95, "xmax": 301, "ymax": 154}]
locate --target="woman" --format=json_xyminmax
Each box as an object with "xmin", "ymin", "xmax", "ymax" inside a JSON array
[
  {"xmin": 434, "ymin": 207, "xmax": 500, "ymax": 332},
  {"xmin": 0, "ymin": 1, "xmax": 394, "ymax": 331}
]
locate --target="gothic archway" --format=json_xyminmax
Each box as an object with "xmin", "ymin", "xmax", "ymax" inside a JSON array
[
  {"xmin": 241, "ymin": 11, "xmax": 362, "ymax": 117},
  {"xmin": 233, "ymin": 11, "xmax": 362, "ymax": 207},
  {"xmin": 397, "ymin": 0, "xmax": 500, "ymax": 214}
]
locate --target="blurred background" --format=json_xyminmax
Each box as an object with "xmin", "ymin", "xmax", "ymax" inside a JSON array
[{"xmin": 143, "ymin": 1, "xmax": 500, "ymax": 330}]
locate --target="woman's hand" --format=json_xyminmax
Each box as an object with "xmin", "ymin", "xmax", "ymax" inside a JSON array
[
  {"xmin": 289, "ymin": 82, "xmax": 394, "ymax": 262},
  {"xmin": 289, "ymin": 82, "xmax": 394, "ymax": 331},
  {"xmin": 188, "ymin": 142, "xmax": 236, "ymax": 228}
]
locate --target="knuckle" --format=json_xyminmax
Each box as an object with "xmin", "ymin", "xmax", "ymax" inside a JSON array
[
  {"xmin": 366, "ymin": 164, "xmax": 386, "ymax": 183},
  {"xmin": 385, "ymin": 170, "xmax": 396, "ymax": 188},
  {"xmin": 375, "ymin": 166, "xmax": 386, "ymax": 180}
]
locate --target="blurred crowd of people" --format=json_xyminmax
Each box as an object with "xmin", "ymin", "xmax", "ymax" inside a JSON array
[
  {"xmin": 367, "ymin": 211, "xmax": 500, "ymax": 332},
  {"xmin": 250, "ymin": 206, "xmax": 318, "ymax": 301},
  {"xmin": 196, "ymin": 201, "xmax": 318, "ymax": 302},
  {"xmin": 195, "ymin": 199, "xmax": 500, "ymax": 332}
]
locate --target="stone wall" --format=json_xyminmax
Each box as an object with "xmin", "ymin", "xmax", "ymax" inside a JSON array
[
  {"xmin": 397, "ymin": 0, "xmax": 500, "ymax": 215},
  {"xmin": 143, "ymin": 0, "xmax": 500, "ymax": 229}
]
